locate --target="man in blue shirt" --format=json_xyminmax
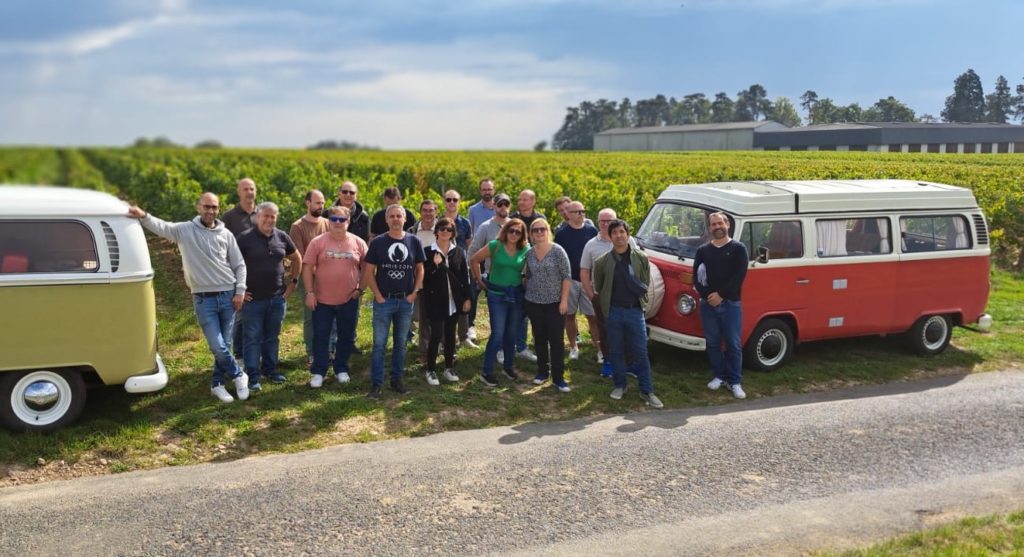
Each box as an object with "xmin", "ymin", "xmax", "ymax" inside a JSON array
[
  {"xmin": 363, "ymin": 204, "xmax": 425, "ymax": 398},
  {"xmin": 554, "ymin": 201, "xmax": 599, "ymax": 360},
  {"xmin": 466, "ymin": 178, "xmax": 497, "ymax": 343}
]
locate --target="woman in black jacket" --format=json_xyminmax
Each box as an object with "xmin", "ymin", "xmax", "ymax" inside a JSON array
[{"xmin": 422, "ymin": 217, "xmax": 472, "ymax": 385}]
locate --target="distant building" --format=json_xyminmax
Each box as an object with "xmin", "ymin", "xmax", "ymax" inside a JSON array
[
  {"xmin": 593, "ymin": 121, "xmax": 789, "ymax": 151},
  {"xmin": 754, "ymin": 122, "xmax": 1024, "ymax": 153}
]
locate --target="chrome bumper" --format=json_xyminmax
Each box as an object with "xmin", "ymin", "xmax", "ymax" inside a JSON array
[{"xmin": 124, "ymin": 353, "xmax": 169, "ymax": 393}]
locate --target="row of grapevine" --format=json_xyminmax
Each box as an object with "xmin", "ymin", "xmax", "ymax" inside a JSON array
[{"xmin": 2, "ymin": 147, "xmax": 1022, "ymax": 267}]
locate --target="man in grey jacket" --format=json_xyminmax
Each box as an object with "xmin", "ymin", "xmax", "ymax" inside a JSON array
[{"xmin": 128, "ymin": 192, "xmax": 250, "ymax": 403}]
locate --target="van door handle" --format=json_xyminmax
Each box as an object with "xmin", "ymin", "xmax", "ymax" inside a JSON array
[{"xmin": 795, "ymin": 279, "xmax": 810, "ymax": 284}]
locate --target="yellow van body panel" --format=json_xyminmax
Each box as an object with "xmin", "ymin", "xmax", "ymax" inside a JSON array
[{"xmin": 0, "ymin": 279, "xmax": 158, "ymax": 385}]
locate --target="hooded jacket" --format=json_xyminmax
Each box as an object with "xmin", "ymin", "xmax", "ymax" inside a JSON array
[
  {"xmin": 141, "ymin": 214, "xmax": 247, "ymax": 295},
  {"xmin": 334, "ymin": 199, "xmax": 370, "ymax": 242}
]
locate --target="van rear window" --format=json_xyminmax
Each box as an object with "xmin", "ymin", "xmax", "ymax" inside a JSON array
[
  {"xmin": 741, "ymin": 221, "xmax": 803, "ymax": 260},
  {"xmin": 900, "ymin": 215, "xmax": 971, "ymax": 252},
  {"xmin": 0, "ymin": 221, "xmax": 99, "ymax": 274}
]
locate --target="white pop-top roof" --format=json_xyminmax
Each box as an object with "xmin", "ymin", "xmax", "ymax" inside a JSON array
[
  {"xmin": 0, "ymin": 185, "xmax": 129, "ymax": 217},
  {"xmin": 656, "ymin": 179, "xmax": 980, "ymax": 216}
]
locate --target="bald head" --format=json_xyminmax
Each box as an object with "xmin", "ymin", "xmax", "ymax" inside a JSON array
[{"xmin": 196, "ymin": 192, "xmax": 221, "ymax": 227}]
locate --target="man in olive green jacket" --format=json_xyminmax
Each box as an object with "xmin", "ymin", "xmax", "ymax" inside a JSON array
[{"xmin": 592, "ymin": 219, "xmax": 662, "ymax": 409}]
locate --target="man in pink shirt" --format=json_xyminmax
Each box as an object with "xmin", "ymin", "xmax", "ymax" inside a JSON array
[{"xmin": 302, "ymin": 205, "xmax": 368, "ymax": 388}]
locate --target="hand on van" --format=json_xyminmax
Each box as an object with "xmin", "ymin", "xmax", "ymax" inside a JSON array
[{"xmin": 126, "ymin": 206, "xmax": 147, "ymax": 219}]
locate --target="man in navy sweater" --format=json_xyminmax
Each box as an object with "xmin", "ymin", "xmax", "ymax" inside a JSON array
[{"xmin": 693, "ymin": 212, "xmax": 749, "ymax": 400}]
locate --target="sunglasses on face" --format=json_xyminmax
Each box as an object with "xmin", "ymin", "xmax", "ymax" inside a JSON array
[
  {"xmin": 598, "ymin": 219, "xmax": 613, "ymax": 224},
  {"xmin": 496, "ymin": 201, "xmax": 511, "ymax": 207},
  {"xmin": 436, "ymin": 227, "xmax": 454, "ymax": 233},
  {"xmin": 328, "ymin": 216, "xmax": 348, "ymax": 223},
  {"xmin": 445, "ymin": 198, "xmax": 460, "ymax": 203},
  {"xmin": 340, "ymin": 190, "xmax": 356, "ymax": 195},
  {"xmin": 531, "ymin": 227, "xmax": 548, "ymax": 233},
  {"xmin": 507, "ymin": 229, "xmax": 523, "ymax": 235},
  {"xmin": 201, "ymin": 204, "xmax": 219, "ymax": 210}
]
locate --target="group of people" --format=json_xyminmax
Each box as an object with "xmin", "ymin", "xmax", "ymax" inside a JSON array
[{"xmin": 127, "ymin": 176, "xmax": 750, "ymax": 407}]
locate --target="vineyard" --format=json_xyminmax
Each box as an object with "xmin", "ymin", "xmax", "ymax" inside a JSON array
[{"xmin": 1, "ymin": 147, "xmax": 1023, "ymax": 267}]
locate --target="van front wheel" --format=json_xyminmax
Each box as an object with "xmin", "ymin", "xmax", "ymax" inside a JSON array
[
  {"xmin": 0, "ymin": 370, "xmax": 86, "ymax": 432},
  {"xmin": 743, "ymin": 318, "xmax": 794, "ymax": 372},
  {"xmin": 908, "ymin": 314, "xmax": 953, "ymax": 356}
]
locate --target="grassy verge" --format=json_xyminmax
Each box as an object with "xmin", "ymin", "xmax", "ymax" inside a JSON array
[
  {"xmin": 819, "ymin": 509, "xmax": 1024, "ymax": 556},
  {"xmin": 1, "ymin": 239, "xmax": 1022, "ymax": 485}
]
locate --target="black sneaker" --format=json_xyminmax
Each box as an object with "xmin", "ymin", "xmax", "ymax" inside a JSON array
[
  {"xmin": 503, "ymin": 368, "xmax": 519, "ymax": 381},
  {"xmin": 366, "ymin": 384, "xmax": 382, "ymax": 399},
  {"xmin": 268, "ymin": 373, "xmax": 287, "ymax": 384},
  {"xmin": 479, "ymin": 374, "xmax": 499, "ymax": 387},
  {"xmin": 390, "ymin": 379, "xmax": 408, "ymax": 394}
]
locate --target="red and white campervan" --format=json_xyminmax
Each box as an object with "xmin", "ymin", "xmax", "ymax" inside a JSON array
[{"xmin": 637, "ymin": 179, "xmax": 992, "ymax": 371}]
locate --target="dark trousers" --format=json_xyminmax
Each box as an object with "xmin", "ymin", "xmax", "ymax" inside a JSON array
[
  {"xmin": 427, "ymin": 313, "xmax": 458, "ymax": 372},
  {"xmin": 525, "ymin": 301, "xmax": 566, "ymax": 383}
]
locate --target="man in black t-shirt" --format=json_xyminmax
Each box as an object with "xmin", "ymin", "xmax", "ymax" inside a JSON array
[
  {"xmin": 693, "ymin": 212, "xmax": 749, "ymax": 400},
  {"xmin": 236, "ymin": 202, "xmax": 301, "ymax": 390},
  {"xmin": 369, "ymin": 187, "xmax": 415, "ymax": 240},
  {"xmin": 363, "ymin": 204, "xmax": 425, "ymax": 398}
]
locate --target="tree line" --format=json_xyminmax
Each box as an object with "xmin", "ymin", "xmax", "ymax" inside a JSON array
[{"xmin": 552, "ymin": 69, "xmax": 1024, "ymax": 151}]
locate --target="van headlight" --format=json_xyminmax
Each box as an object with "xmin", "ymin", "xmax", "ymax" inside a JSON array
[{"xmin": 677, "ymin": 294, "xmax": 696, "ymax": 315}]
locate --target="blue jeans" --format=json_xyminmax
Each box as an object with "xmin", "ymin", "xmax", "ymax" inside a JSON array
[
  {"xmin": 605, "ymin": 306, "xmax": 654, "ymax": 394},
  {"xmin": 192, "ymin": 291, "xmax": 243, "ymax": 387},
  {"xmin": 700, "ymin": 299, "xmax": 743, "ymax": 385},
  {"xmin": 312, "ymin": 298, "xmax": 360, "ymax": 376},
  {"xmin": 483, "ymin": 292, "xmax": 520, "ymax": 374},
  {"xmin": 232, "ymin": 309, "xmax": 244, "ymax": 359},
  {"xmin": 370, "ymin": 298, "xmax": 414, "ymax": 386},
  {"xmin": 516, "ymin": 314, "xmax": 529, "ymax": 352},
  {"xmin": 300, "ymin": 283, "xmax": 336, "ymax": 359},
  {"xmin": 241, "ymin": 295, "xmax": 286, "ymax": 383}
]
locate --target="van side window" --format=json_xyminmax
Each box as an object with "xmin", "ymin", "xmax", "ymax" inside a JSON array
[
  {"xmin": 0, "ymin": 221, "xmax": 99, "ymax": 274},
  {"xmin": 900, "ymin": 215, "xmax": 971, "ymax": 252},
  {"xmin": 815, "ymin": 217, "xmax": 892, "ymax": 257},
  {"xmin": 740, "ymin": 221, "xmax": 803, "ymax": 260}
]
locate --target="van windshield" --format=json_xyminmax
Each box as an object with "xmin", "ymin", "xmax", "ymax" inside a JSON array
[{"xmin": 636, "ymin": 203, "xmax": 713, "ymax": 259}]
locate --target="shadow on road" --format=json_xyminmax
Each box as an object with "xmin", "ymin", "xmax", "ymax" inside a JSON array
[{"xmin": 498, "ymin": 371, "xmax": 970, "ymax": 444}]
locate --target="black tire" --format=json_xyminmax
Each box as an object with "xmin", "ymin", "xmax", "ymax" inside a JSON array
[
  {"xmin": 907, "ymin": 314, "xmax": 953, "ymax": 356},
  {"xmin": 0, "ymin": 369, "xmax": 87, "ymax": 432},
  {"xmin": 743, "ymin": 318, "xmax": 794, "ymax": 372}
]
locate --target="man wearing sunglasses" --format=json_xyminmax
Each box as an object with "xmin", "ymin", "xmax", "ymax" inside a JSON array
[
  {"xmin": 303, "ymin": 205, "xmax": 368, "ymax": 388},
  {"xmin": 555, "ymin": 201, "xmax": 599, "ymax": 361},
  {"xmin": 127, "ymin": 193, "xmax": 249, "ymax": 403},
  {"xmin": 408, "ymin": 199, "xmax": 440, "ymax": 357},
  {"xmin": 332, "ymin": 181, "xmax": 370, "ymax": 242}
]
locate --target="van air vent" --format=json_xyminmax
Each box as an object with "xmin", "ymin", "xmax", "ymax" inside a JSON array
[
  {"xmin": 972, "ymin": 214, "xmax": 989, "ymax": 245},
  {"xmin": 101, "ymin": 221, "xmax": 119, "ymax": 272}
]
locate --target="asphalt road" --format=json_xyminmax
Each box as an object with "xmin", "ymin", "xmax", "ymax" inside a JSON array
[{"xmin": 2, "ymin": 370, "xmax": 1024, "ymax": 556}]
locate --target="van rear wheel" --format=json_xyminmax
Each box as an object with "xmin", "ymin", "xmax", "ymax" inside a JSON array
[
  {"xmin": 908, "ymin": 314, "xmax": 953, "ymax": 356},
  {"xmin": 0, "ymin": 369, "xmax": 86, "ymax": 432},
  {"xmin": 744, "ymin": 318, "xmax": 793, "ymax": 372}
]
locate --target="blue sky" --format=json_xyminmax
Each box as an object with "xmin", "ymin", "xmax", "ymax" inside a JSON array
[{"xmin": 1, "ymin": 0, "xmax": 1021, "ymax": 149}]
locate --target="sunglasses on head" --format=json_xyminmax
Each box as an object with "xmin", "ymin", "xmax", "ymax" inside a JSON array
[{"xmin": 328, "ymin": 216, "xmax": 348, "ymax": 223}]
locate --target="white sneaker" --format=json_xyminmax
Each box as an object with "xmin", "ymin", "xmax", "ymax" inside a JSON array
[
  {"xmin": 707, "ymin": 377, "xmax": 724, "ymax": 390},
  {"xmin": 426, "ymin": 370, "xmax": 440, "ymax": 386},
  {"xmin": 310, "ymin": 374, "xmax": 324, "ymax": 388},
  {"xmin": 461, "ymin": 338, "xmax": 479, "ymax": 349},
  {"xmin": 729, "ymin": 384, "xmax": 747, "ymax": 399},
  {"xmin": 467, "ymin": 326, "xmax": 478, "ymax": 341},
  {"xmin": 568, "ymin": 347, "xmax": 580, "ymax": 360},
  {"xmin": 517, "ymin": 349, "xmax": 538, "ymax": 362},
  {"xmin": 233, "ymin": 372, "xmax": 249, "ymax": 401},
  {"xmin": 496, "ymin": 351, "xmax": 504, "ymax": 364},
  {"xmin": 596, "ymin": 352, "xmax": 604, "ymax": 364},
  {"xmin": 336, "ymin": 372, "xmax": 351, "ymax": 384},
  {"xmin": 442, "ymin": 368, "xmax": 460, "ymax": 382},
  {"xmin": 211, "ymin": 385, "xmax": 233, "ymax": 403}
]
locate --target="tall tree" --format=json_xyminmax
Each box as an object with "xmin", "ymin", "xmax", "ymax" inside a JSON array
[
  {"xmin": 735, "ymin": 84, "xmax": 770, "ymax": 121},
  {"xmin": 862, "ymin": 96, "xmax": 917, "ymax": 122},
  {"xmin": 985, "ymin": 75, "xmax": 1013, "ymax": 123},
  {"xmin": 617, "ymin": 97, "xmax": 636, "ymax": 128},
  {"xmin": 800, "ymin": 90, "xmax": 819, "ymax": 116},
  {"xmin": 767, "ymin": 96, "xmax": 802, "ymax": 127},
  {"xmin": 808, "ymin": 97, "xmax": 837, "ymax": 124},
  {"xmin": 941, "ymin": 69, "xmax": 986, "ymax": 122},
  {"xmin": 710, "ymin": 92, "xmax": 735, "ymax": 123}
]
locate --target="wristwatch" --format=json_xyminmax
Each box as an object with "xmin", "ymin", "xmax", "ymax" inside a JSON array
[{"xmin": 291, "ymin": 277, "xmax": 299, "ymax": 285}]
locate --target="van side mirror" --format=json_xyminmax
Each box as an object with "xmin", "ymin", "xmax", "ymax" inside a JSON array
[{"xmin": 756, "ymin": 246, "xmax": 770, "ymax": 264}]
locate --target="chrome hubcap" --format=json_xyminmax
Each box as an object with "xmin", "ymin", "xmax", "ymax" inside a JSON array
[{"xmin": 23, "ymin": 381, "xmax": 60, "ymax": 411}]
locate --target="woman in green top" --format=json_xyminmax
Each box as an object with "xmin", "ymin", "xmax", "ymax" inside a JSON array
[{"xmin": 470, "ymin": 218, "xmax": 529, "ymax": 386}]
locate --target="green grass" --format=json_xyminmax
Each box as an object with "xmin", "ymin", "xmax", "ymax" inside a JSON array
[
  {"xmin": 819, "ymin": 509, "xmax": 1024, "ymax": 556},
  {"xmin": 1, "ymin": 239, "xmax": 1022, "ymax": 482}
]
